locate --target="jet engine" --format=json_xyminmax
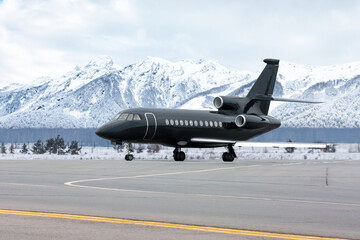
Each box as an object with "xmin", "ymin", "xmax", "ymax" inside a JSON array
[
  {"xmin": 213, "ymin": 96, "xmax": 240, "ymax": 111},
  {"xmin": 235, "ymin": 114, "xmax": 246, "ymax": 127},
  {"xmin": 234, "ymin": 114, "xmax": 270, "ymax": 129}
]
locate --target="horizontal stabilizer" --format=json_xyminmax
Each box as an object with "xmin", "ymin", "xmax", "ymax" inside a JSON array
[
  {"xmin": 253, "ymin": 94, "xmax": 323, "ymax": 104},
  {"xmin": 272, "ymin": 97, "xmax": 323, "ymax": 104}
]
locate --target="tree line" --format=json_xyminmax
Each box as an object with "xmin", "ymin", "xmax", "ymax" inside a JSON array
[{"xmin": 1, "ymin": 135, "xmax": 81, "ymax": 155}]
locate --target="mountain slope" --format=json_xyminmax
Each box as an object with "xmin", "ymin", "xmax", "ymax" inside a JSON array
[{"xmin": 0, "ymin": 56, "xmax": 360, "ymax": 128}]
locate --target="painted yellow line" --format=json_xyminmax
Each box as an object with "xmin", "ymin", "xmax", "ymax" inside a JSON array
[{"xmin": 0, "ymin": 209, "xmax": 348, "ymax": 240}]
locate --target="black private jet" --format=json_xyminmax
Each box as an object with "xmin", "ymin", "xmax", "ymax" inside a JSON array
[{"xmin": 96, "ymin": 59, "xmax": 322, "ymax": 161}]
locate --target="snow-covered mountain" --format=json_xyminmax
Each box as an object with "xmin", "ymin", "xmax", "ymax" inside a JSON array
[{"xmin": 0, "ymin": 56, "xmax": 360, "ymax": 128}]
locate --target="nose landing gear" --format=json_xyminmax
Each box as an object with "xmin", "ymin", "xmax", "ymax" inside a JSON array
[
  {"xmin": 125, "ymin": 154, "xmax": 134, "ymax": 161},
  {"xmin": 222, "ymin": 144, "xmax": 236, "ymax": 162},
  {"xmin": 125, "ymin": 143, "xmax": 134, "ymax": 161},
  {"xmin": 173, "ymin": 147, "xmax": 185, "ymax": 161}
]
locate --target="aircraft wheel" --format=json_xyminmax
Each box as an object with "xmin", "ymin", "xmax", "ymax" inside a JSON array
[
  {"xmin": 125, "ymin": 154, "xmax": 134, "ymax": 161},
  {"xmin": 174, "ymin": 151, "xmax": 185, "ymax": 161},
  {"xmin": 222, "ymin": 152, "xmax": 234, "ymax": 162}
]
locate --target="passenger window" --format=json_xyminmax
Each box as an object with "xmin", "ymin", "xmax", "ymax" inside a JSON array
[
  {"xmin": 127, "ymin": 114, "xmax": 133, "ymax": 121},
  {"xmin": 185, "ymin": 120, "xmax": 188, "ymax": 126},
  {"xmin": 165, "ymin": 119, "xmax": 169, "ymax": 125},
  {"xmin": 219, "ymin": 121, "xmax": 222, "ymax": 127},
  {"xmin": 205, "ymin": 121, "xmax": 209, "ymax": 127},
  {"xmin": 118, "ymin": 114, "xmax": 128, "ymax": 120},
  {"xmin": 175, "ymin": 120, "xmax": 179, "ymax": 126},
  {"xmin": 209, "ymin": 121, "xmax": 213, "ymax": 127},
  {"xmin": 170, "ymin": 119, "xmax": 174, "ymax": 125},
  {"xmin": 194, "ymin": 120, "xmax": 198, "ymax": 126},
  {"xmin": 180, "ymin": 120, "xmax": 184, "ymax": 126},
  {"xmin": 214, "ymin": 121, "xmax": 218, "ymax": 127},
  {"xmin": 199, "ymin": 121, "xmax": 203, "ymax": 127},
  {"xmin": 189, "ymin": 120, "xmax": 193, "ymax": 126},
  {"xmin": 133, "ymin": 114, "xmax": 141, "ymax": 120}
]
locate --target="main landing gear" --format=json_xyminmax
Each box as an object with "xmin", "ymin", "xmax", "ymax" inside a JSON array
[
  {"xmin": 173, "ymin": 147, "xmax": 186, "ymax": 161},
  {"xmin": 125, "ymin": 143, "xmax": 134, "ymax": 161},
  {"xmin": 222, "ymin": 144, "xmax": 236, "ymax": 162}
]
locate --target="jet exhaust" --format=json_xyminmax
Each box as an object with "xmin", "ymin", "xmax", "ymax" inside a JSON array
[
  {"xmin": 235, "ymin": 115, "xmax": 246, "ymax": 127},
  {"xmin": 233, "ymin": 114, "xmax": 271, "ymax": 129}
]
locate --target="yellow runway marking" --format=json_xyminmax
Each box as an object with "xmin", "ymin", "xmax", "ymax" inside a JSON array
[{"xmin": 0, "ymin": 209, "xmax": 348, "ymax": 240}]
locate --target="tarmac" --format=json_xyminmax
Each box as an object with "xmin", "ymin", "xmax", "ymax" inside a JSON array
[{"xmin": 0, "ymin": 158, "xmax": 359, "ymax": 239}]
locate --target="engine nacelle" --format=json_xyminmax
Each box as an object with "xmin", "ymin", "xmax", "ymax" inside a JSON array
[
  {"xmin": 234, "ymin": 114, "xmax": 270, "ymax": 129},
  {"xmin": 213, "ymin": 96, "xmax": 240, "ymax": 111},
  {"xmin": 235, "ymin": 115, "xmax": 246, "ymax": 127}
]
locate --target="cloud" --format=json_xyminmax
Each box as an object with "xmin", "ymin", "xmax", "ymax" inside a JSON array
[
  {"xmin": 1, "ymin": 0, "xmax": 360, "ymax": 86},
  {"xmin": 0, "ymin": 0, "xmax": 141, "ymax": 85}
]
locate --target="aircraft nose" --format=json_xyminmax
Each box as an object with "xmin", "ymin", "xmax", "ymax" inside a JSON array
[{"xmin": 96, "ymin": 123, "xmax": 116, "ymax": 140}]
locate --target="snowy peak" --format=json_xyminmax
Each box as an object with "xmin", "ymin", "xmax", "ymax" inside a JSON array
[
  {"xmin": 279, "ymin": 61, "xmax": 360, "ymax": 86},
  {"xmin": 84, "ymin": 55, "xmax": 114, "ymax": 70},
  {"xmin": 0, "ymin": 56, "xmax": 360, "ymax": 128}
]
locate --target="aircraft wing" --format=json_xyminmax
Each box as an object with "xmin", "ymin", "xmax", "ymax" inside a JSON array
[
  {"xmin": 191, "ymin": 138, "xmax": 327, "ymax": 148},
  {"xmin": 191, "ymin": 138, "xmax": 236, "ymax": 144},
  {"xmin": 235, "ymin": 141, "xmax": 327, "ymax": 148}
]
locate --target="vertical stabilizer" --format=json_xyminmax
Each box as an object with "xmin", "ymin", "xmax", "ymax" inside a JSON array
[{"xmin": 245, "ymin": 59, "xmax": 279, "ymax": 115}]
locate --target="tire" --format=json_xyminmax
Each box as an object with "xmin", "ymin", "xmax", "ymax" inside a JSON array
[
  {"xmin": 125, "ymin": 154, "xmax": 134, "ymax": 161},
  {"xmin": 178, "ymin": 151, "xmax": 185, "ymax": 161},
  {"xmin": 174, "ymin": 151, "xmax": 185, "ymax": 161},
  {"xmin": 222, "ymin": 152, "xmax": 234, "ymax": 162}
]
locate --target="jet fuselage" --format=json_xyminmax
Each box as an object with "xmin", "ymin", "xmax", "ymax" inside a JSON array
[{"xmin": 96, "ymin": 107, "xmax": 281, "ymax": 148}]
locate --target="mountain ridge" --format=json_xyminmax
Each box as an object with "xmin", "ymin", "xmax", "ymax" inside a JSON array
[{"xmin": 1, "ymin": 56, "xmax": 360, "ymax": 128}]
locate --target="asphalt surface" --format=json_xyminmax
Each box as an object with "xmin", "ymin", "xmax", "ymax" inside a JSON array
[{"xmin": 0, "ymin": 158, "xmax": 359, "ymax": 239}]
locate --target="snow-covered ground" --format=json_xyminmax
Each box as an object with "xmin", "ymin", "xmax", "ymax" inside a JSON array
[{"xmin": 1, "ymin": 144, "xmax": 360, "ymax": 161}]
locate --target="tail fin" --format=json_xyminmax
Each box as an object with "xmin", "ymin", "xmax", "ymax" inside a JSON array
[
  {"xmin": 246, "ymin": 58, "xmax": 279, "ymax": 99},
  {"xmin": 244, "ymin": 58, "xmax": 322, "ymax": 115},
  {"xmin": 245, "ymin": 59, "xmax": 279, "ymax": 115}
]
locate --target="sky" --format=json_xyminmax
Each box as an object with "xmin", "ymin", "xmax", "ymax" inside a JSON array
[{"xmin": 1, "ymin": 0, "xmax": 360, "ymax": 86}]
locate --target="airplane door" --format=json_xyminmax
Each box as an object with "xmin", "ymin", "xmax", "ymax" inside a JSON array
[{"xmin": 143, "ymin": 113, "xmax": 157, "ymax": 140}]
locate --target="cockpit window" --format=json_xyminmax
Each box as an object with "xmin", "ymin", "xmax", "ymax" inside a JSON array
[
  {"xmin": 118, "ymin": 113, "xmax": 128, "ymax": 120},
  {"xmin": 127, "ymin": 114, "xmax": 133, "ymax": 121},
  {"xmin": 116, "ymin": 113, "xmax": 141, "ymax": 121},
  {"xmin": 113, "ymin": 113, "xmax": 121, "ymax": 120}
]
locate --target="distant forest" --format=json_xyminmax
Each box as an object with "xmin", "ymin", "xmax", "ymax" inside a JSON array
[
  {"xmin": 0, "ymin": 128, "xmax": 107, "ymax": 147},
  {"xmin": 0, "ymin": 128, "xmax": 359, "ymax": 146}
]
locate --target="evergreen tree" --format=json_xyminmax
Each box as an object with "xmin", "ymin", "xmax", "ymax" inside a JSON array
[
  {"xmin": 9, "ymin": 144, "xmax": 14, "ymax": 154},
  {"xmin": 20, "ymin": 143, "xmax": 28, "ymax": 154},
  {"xmin": 67, "ymin": 141, "xmax": 82, "ymax": 155},
  {"xmin": 32, "ymin": 140, "xmax": 46, "ymax": 154},
  {"xmin": 153, "ymin": 144, "xmax": 160, "ymax": 153},
  {"xmin": 54, "ymin": 135, "xmax": 66, "ymax": 155},
  {"xmin": 147, "ymin": 144, "xmax": 152, "ymax": 153},
  {"xmin": 45, "ymin": 138, "xmax": 56, "ymax": 154},
  {"xmin": 147, "ymin": 144, "xmax": 160, "ymax": 153},
  {"xmin": 136, "ymin": 144, "xmax": 144, "ymax": 153},
  {"xmin": 1, "ymin": 143, "xmax": 6, "ymax": 154}
]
